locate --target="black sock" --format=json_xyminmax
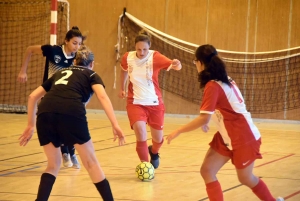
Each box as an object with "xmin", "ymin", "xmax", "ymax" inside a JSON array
[
  {"xmin": 60, "ymin": 145, "xmax": 68, "ymax": 154},
  {"xmin": 68, "ymin": 145, "xmax": 75, "ymax": 156},
  {"xmin": 94, "ymin": 179, "xmax": 114, "ymax": 201},
  {"xmin": 36, "ymin": 173, "xmax": 56, "ymax": 201}
]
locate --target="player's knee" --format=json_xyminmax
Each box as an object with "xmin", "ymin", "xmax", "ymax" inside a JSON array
[
  {"xmin": 200, "ymin": 165, "xmax": 214, "ymax": 179},
  {"xmin": 46, "ymin": 161, "xmax": 61, "ymax": 176},
  {"xmin": 237, "ymin": 174, "xmax": 258, "ymax": 187},
  {"xmin": 82, "ymin": 156, "xmax": 98, "ymax": 170}
]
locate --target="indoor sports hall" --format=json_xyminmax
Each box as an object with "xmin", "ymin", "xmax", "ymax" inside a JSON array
[{"xmin": 0, "ymin": 0, "xmax": 299, "ymax": 200}]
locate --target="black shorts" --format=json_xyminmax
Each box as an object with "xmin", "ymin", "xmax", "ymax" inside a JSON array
[{"xmin": 36, "ymin": 113, "xmax": 91, "ymax": 147}]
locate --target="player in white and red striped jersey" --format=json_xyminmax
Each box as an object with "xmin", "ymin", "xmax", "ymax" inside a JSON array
[
  {"xmin": 119, "ymin": 29, "xmax": 182, "ymax": 169},
  {"xmin": 167, "ymin": 44, "xmax": 284, "ymax": 201}
]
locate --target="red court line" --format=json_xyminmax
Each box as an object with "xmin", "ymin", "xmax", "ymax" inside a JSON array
[
  {"xmin": 284, "ymin": 190, "xmax": 300, "ymax": 199},
  {"xmin": 254, "ymin": 153, "xmax": 295, "ymax": 168}
]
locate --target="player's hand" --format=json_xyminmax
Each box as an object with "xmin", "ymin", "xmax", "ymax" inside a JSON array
[
  {"xmin": 172, "ymin": 59, "xmax": 181, "ymax": 66},
  {"xmin": 166, "ymin": 130, "xmax": 181, "ymax": 144},
  {"xmin": 201, "ymin": 124, "xmax": 209, "ymax": 133},
  {"xmin": 112, "ymin": 125, "xmax": 126, "ymax": 146},
  {"xmin": 17, "ymin": 72, "xmax": 28, "ymax": 83},
  {"xmin": 19, "ymin": 125, "xmax": 34, "ymax": 146},
  {"xmin": 118, "ymin": 90, "xmax": 126, "ymax": 99},
  {"xmin": 168, "ymin": 59, "xmax": 181, "ymax": 71}
]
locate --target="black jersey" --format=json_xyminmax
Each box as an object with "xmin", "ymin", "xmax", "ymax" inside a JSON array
[
  {"xmin": 41, "ymin": 44, "xmax": 76, "ymax": 82},
  {"xmin": 37, "ymin": 66, "xmax": 105, "ymax": 120}
]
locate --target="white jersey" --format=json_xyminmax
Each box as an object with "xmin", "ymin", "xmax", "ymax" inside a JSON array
[{"xmin": 121, "ymin": 50, "xmax": 172, "ymax": 105}]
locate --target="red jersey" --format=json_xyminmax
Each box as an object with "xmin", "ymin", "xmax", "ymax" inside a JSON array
[{"xmin": 200, "ymin": 79, "xmax": 261, "ymax": 150}]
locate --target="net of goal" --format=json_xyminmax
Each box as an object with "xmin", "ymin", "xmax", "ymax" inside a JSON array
[
  {"xmin": 0, "ymin": 0, "xmax": 69, "ymax": 113},
  {"xmin": 116, "ymin": 12, "xmax": 300, "ymax": 120}
]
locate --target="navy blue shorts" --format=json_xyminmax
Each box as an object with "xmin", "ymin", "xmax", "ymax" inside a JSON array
[{"xmin": 36, "ymin": 113, "xmax": 91, "ymax": 147}]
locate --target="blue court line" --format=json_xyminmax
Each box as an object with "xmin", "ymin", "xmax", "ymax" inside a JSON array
[
  {"xmin": 0, "ymin": 166, "xmax": 41, "ymax": 176},
  {"xmin": 0, "ymin": 161, "xmax": 45, "ymax": 173},
  {"xmin": 0, "ymin": 152, "xmax": 43, "ymax": 162},
  {"xmin": 198, "ymin": 183, "xmax": 243, "ymax": 201}
]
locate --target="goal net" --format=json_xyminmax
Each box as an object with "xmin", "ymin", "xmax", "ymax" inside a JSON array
[
  {"xmin": 116, "ymin": 13, "xmax": 300, "ymax": 120},
  {"xmin": 0, "ymin": 0, "xmax": 69, "ymax": 113}
]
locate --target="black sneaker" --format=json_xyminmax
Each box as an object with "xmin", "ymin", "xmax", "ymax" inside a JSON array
[{"xmin": 148, "ymin": 145, "xmax": 159, "ymax": 169}]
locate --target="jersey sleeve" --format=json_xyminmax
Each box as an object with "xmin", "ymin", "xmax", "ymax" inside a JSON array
[
  {"xmin": 41, "ymin": 44, "xmax": 53, "ymax": 57},
  {"xmin": 200, "ymin": 82, "xmax": 219, "ymax": 114},
  {"xmin": 90, "ymin": 72, "xmax": 105, "ymax": 88},
  {"xmin": 120, "ymin": 52, "xmax": 129, "ymax": 71},
  {"xmin": 153, "ymin": 51, "xmax": 172, "ymax": 70},
  {"xmin": 41, "ymin": 76, "xmax": 55, "ymax": 92}
]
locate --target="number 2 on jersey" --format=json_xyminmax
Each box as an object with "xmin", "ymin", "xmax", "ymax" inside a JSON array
[{"xmin": 55, "ymin": 70, "xmax": 73, "ymax": 85}]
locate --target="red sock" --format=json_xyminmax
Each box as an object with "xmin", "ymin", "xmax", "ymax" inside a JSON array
[
  {"xmin": 151, "ymin": 138, "xmax": 164, "ymax": 154},
  {"xmin": 251, "ymin": 179, "xmax": 276, "ymax": 201},
  {"xmin": 206, "ymin": 181, "xmax": 223, "ymax": 201},
  {"xmin": 136, "ymin": 141, "xmax": 148, "ymax": 162}
]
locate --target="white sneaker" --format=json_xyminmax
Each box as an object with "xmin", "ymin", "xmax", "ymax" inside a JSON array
[
  {"xmin": 276, "ymin": 197, "xmax": 284, "ymax": 201},
  {"xmin": 71, "ymin": 154, "xmax": 81, "ymax": 169},
  {"xmin": 62, "ymin": 153, "xmax": 73, "ymax": 167}
]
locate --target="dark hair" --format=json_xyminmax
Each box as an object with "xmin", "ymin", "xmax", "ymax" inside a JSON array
[
  {"xmin": 195, "ymin": 44, "xmax": 231, "ymax": 88},
  {"xmin": 65, "ymin": 26, "xmax": 86, "ymax": 41},
  {"xmin": 134, "ymin": 29, "xmax": 151, "ymax": 45},
  {"xmin": 75, "ymin": 45, "xmax": 94, "ymax": 66}
]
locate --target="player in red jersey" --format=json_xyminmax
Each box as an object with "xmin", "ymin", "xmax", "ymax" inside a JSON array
[
  {"xmin": 119, "ymin": 29, "xmax": 182, "ymax": 169},
  {"xmin": 167, "ymin": 44, "xmax": 284, "ymax": 201}
]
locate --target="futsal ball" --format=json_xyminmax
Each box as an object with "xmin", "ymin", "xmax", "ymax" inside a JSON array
[{"xmin": 135, "ymin": 162, "xmax": 155, "ymax": 181}]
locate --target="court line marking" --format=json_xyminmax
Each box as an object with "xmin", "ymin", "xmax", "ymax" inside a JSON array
[
  {"xmin": 254, "ymin": 153, "xmax": 295, "ymax": 168},
  {"xmin": 0, "ymin": 166, "xmax": 40, "ymax": 176},
  {"xmin": 198, "ymin": 183, "xmax": 243, "ymax": 201},
  {"xmin": 284, "ymin": 190, "xmax": 300, "ymax": 199}
]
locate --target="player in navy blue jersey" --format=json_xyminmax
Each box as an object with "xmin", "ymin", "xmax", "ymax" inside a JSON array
[
  {"xmin": 18, "ymin": 46, "xmax": 125, "ymax": 201},
  {"xmin": 17, "ymin": 26, "xmax": 84, "ymax": 168}
]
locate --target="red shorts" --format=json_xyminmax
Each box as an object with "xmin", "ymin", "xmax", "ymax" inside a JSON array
[
  {"xmin": 126, "ymin": 104, "xmax": 165, "ymax": 130},
  {"xmin": 209, "ymin": 132, "xmax": 262, "ymax": 169}
]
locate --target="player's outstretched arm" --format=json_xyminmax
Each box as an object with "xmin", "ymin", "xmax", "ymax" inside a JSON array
[
  {"xmin": 167, "ymin": 59, "xmax": 182, "ymax": 71},
  {"xmin": 17, "ymin": 45, "xmax": 43, "ymax": 83},
  {"xmin": 166, "ymin": 113, "xmax": 211, "ymax": 144},
  {"xmin": 19, "ymin": 86, "xmax": 46, "ymax": 146},
  {"xmin": 92, "ymin": 84, "xmax": 125, "ymax": 145}
]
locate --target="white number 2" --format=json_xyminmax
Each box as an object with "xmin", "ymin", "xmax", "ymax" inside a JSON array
[{"xmin": 55, "ymin": 70, "xmax": 73, "ymax": 85}]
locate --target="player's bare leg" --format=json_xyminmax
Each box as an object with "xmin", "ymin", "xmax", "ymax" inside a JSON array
[
  {"xmin": 36, "ymin": 143, "xmax": 61, "ymax": 201},
  {"xmin": 200, "ymin": 148, "xmax": 230, "ymax": 201},
  {"xmin": 74, "ymin": 140, "xmax": 113, "ymax": 201},
  {"xmin": 236, "ymin": 162, "xmax": 278, "ymax": 201}
]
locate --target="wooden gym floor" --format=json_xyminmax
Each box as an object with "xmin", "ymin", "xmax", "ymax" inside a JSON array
[{"xmin": 0, "ymin": 111, "xmax": 299, "ymax": 201}]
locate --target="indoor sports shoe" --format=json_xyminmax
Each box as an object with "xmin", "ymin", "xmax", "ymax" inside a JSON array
[
  {"xmin": 62, "ymin": 153, "xmax": 73, "ymax": 167},
  {"xmin": 71, "ymin": 154, "xmax": 81, "ymax": 169},
  {"xmin": 276, "ymin": 197, "xmax": 284, "ymax": 201},
  {"xmin": 148, "ymin": 145, "xmax": 160, "ymax": 169}
]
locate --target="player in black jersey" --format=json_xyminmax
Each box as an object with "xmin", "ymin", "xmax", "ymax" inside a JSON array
[
  {"xmin": 17, "ymin": 26, "xmax": 84, "ymax": 168},
  {"xmin": 18, "ymin": 46, "xmax": 125, "ymax": 201}
]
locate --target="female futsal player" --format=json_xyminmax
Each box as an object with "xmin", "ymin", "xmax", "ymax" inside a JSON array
[
  {"xmin": 17, "ymin": 26, "xmax": 83, "ymax": 168},
  {"xmin": 118, "ymin": 29, "xmax": 182, "ymax": 169},
  {"xmin": 166, "ymin": 44, "xmax": 284, "ymax": 201},
  {"xmin": 19, "ymin": 46, "xmax": 125, "ymax": 201}
]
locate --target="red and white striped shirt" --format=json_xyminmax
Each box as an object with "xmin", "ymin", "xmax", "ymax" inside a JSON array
[
  {"xmin": 121, "ymin": 50, "xmax": 172, "ymax": 105},
  {"xmin": 200, "ymin": 79, "xmax": 261, "ymax": 150}
]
